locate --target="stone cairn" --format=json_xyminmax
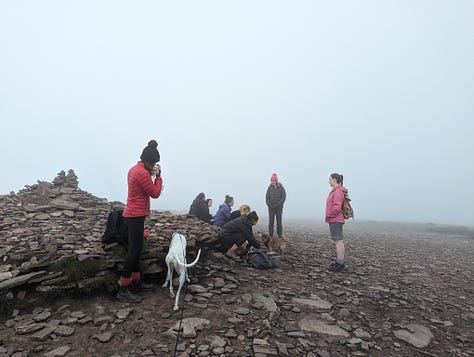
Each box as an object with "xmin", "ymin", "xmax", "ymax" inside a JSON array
[{"xmin": 0, "ymin": 170, "xmax": 219, "ymax": 309}]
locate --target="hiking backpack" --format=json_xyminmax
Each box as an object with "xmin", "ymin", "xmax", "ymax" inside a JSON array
[
  {"xmin": 342, "ymin": 192, "xmax": 354, "ymax": 219},
  {"xmin": 244, "ymin": 246, "xmax": 278, "ymax": 269},
  {"xmin": 101, "ymin": 209, "xmax": 129, "ymax": 247}
]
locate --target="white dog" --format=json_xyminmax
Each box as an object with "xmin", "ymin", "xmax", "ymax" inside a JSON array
[{"xmin": 162, "ymin": 232, "xmax": 201, "ymax": 311}]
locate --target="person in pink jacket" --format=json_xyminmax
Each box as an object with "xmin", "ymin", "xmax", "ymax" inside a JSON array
[
  {"xmin": 325, "ymin": 173, "xmax": 348, "ymax": 272},
  {"xmin": 117, "ymin": 140, "xmax": 163, "ymax": 303}
]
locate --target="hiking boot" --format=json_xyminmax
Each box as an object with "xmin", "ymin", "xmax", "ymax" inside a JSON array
[
  {"xmin": 226, "ymin": 251, "xmax": 241, "ymax": 261},
  {"xmin": 225, "ymin": 244, "xmax": 241, "ymax": 262},
  {"xmin": 328, "ymin": 262, "xmax": 345, "ymax": 272},
  {"xmin": 130, "ymin": 280, "xmax": 155, "ymax": 292},
  {"xmin": 116, "ymin": 286, "xmax": 143, "ymax": 303}
]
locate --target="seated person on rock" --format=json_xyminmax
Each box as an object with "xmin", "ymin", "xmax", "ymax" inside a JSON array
[
  {"xmin": 188, "ymin": 192, "xmax": 213, "ymax": 224},
  {"xmin": 213, "ymin": 195, "xmax": 234, "ymax": 227},
  {"xmin": 229, "ymin": 204, "xmax": 251, "ymax": 221},
  {"xmin": 214, "ymin": 211, "xmax": 261, "ymax": 261}
]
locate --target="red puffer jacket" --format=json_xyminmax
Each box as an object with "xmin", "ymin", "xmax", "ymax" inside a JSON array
[{"xmin": 123, "ymin": 161, "xmax": 163, "ymax": 218}]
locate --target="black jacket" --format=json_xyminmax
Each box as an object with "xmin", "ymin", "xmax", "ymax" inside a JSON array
[
  {"xmin": 189, "ymin": 200, "xmax": 213, "ymax": 223},
  {"xmin": 266, "ymin": 182, "xmax": 286, "ymax": 208},
  {"xmin": 229, "ymin": 210, "xmax": 241, "ymax": 221},
  {"xmin": 218, "ymin": 216, "xmax": 261, "ymax": 249}
]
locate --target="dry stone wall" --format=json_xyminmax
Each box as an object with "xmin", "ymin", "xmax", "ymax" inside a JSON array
[{"xmin": 0, "ymin": 170, "xmax": 218, "ymax": 307}]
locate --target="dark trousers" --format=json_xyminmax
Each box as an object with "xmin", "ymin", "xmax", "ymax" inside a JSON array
[
  {"xmin": 268, "ymin": 206, "xmax": 283, "ymax": 237},
  {"xmin": 122, "ymin": 216, "xmax": 146, "ymax": 278},
  {"xmin": 216, "ymin": 233, "xmax": 246, "ymax": 253}
]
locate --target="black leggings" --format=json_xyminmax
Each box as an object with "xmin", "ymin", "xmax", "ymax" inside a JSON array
[{"xmin": 122, "ymin": 216, "xmax": 146, "ymax": 278}]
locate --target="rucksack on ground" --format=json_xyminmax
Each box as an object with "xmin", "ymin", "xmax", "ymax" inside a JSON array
[
  {"xmin": 342, "ymin": 192, "xmax": 354, "ymax": 219},
  {"xmin": 244, "ymin": 246, "xmax": 278, "ymax": 269},
  {"xmin": 101, "ymin": 209, "xmax": 129, "ymax": 247}
]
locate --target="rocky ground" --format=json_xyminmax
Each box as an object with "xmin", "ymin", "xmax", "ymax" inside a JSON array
[{"xmin": 1, "ymin": 218, "xmax": 473, "ymax": 357}]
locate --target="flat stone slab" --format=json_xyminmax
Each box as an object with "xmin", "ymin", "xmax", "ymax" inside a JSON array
[
  {"xmin": 169, "ymin": 318, "xmax": 210, "ymax": 338},
  {"xmin": 94, "ymin": 331, "xmax": 114, "ymax": 342},
  {"xmin": 253, "ymin": 293, "xmax": 279, "ymax": 321},
  {"xmin": 0, "ymin": 271, "xmax": 47, "ymax": 290},
  {"xmin": 253, "ymin": 338, "xmax": 278, "ymax": 355},
  {"xmin": 292, "ymin": 295, "xmax": 332, "ymax": 310},
  {"xmin": 394, "ymin": 324, "xmax": 434, "ymax": 348},
  {"xmin": 55, "ymin": 325, "xmax": 75, "ymax": 336},
  {"xmin": 31, "ymin": 326, "xmax": 57, "ymax": 341},
  {"xmin": 187, "ymin": 284, "xmax": 207, "ymax": 294},
  {"xmin": 116, "ymin": 308, "xmax": 133, "ymax": 320},
  {"xmin": 48, "ymin": 198, "xmax": 79, "ymax": 210},
  {"xmin": 299, "ymin": 318, "xmax": 349, "ymax": 337},
  {"xmin": 43, "ymin": 346, "xmax": 71, "ymax": 357},
  {"xmin": 14, "ymin": 319, "xmax": 46, "ymax": 335}
]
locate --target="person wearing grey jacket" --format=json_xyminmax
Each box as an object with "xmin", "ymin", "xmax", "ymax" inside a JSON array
[{"xmin": 266, "ymin": 173, "xmax": 286, "ymax": 237}]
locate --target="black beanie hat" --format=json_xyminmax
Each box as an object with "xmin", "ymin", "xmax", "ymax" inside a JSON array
[
  {"xmin": 247, "ymin": 211, "xmax": 259, "ymax": 222},
  {"xmin": 140, "ymin": 140, "xmax": 160, "ymax": 163}
]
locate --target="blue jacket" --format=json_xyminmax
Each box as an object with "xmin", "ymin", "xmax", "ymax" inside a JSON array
[{"xmin": 213, "ymin": 203, "xmax": 231, "ymax": 226}]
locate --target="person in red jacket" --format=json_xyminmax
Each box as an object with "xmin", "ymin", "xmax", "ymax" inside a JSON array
[
  {"xmin": 117, "ymin": 140, "xmax": 163, "ymax": 303},
  {"xmin": 325, "ymin": 173, "xmax": 348, "ymax": 272}
]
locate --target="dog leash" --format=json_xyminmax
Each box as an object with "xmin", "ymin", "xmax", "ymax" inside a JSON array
[
  {"xmin": 172, "ymin": 243, "xmax": 189, "ymax": 357},
  {"xmin": 172, "ymin": 286, "xmax": 185, "ymax": 357}
]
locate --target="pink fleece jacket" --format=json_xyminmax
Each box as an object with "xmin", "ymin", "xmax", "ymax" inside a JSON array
[{"xmin": 325, "ymin": 185, "xmax": 348, "ymax": 223}]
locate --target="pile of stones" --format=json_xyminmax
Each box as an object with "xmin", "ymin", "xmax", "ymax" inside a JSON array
[{"xmin": 0, "ymin": 170, "xmax": 218, "ymax": 308}]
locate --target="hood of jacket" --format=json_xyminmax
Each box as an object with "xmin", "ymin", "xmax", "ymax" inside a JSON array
[{"xmin": 331, "ymin": 185, "xmax": 348, "ymax": 194}]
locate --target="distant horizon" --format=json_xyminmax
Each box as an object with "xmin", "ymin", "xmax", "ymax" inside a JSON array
[{"xmin": 3, "ymin": 174, "xmax": 473, "ymax": 229}]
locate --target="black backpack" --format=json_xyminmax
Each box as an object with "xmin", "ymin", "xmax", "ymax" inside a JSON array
[
  {"xmin": 244, "ymin": 246, "xmax": 278, "ymax": 269},
  {"xmin": 101, "ymin": 209, "xmax": 129, "ymax": 247}
]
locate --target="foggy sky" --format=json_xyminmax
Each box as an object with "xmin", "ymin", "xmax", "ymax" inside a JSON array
[{"xmin": 1, "ymin": 1, "xmax": 473, "ymax": 226}]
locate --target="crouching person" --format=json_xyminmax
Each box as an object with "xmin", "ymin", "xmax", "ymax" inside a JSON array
[{"xmin": 215, "ymin": 211, "xmax": 261, "ymax": 261}]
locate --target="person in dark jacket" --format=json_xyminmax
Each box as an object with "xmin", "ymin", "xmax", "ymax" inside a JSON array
[
  {"xmin": 118, "ymin": 140, "xmax": 163, "ymax": 303},
  {"xmin": 213, "ymin": 195, "xmax": 234, "ymax": 226},
  {"xmin": 266, "ymin": 173, "xmax": 286, "ymax": 238},
  {"xmin": 215, "ymin": 211, "xmax": 261, "ymax": 261},
  {"xmin": 188, "ymin": 192, "xmax": 213, "ymax": 223},
  {"xmin": 229, "ymin": 204, "xmax": 251, "ymax": 221}
]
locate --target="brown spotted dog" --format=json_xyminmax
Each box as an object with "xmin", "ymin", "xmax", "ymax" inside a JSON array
[{"xmin": 259, "ymin": 232, "xmax": 286, "ymax": 255}]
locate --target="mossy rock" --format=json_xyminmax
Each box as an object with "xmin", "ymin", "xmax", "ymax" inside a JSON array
[{"xmin": 49, "ymin": 256, "xmax": 101, "ymax": 284}]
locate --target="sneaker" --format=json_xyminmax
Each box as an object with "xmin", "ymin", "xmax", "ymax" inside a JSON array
[
  {"xmin": 116, "ymin": 286, "xmax": 143, "ymax": 303},
  {"xmin": 328, "ymin": 262, "xmax": 345, "ymax": 272},
  {"xmin": 130, "ymin": 280, "xmax": 155, "ymax": 292}
]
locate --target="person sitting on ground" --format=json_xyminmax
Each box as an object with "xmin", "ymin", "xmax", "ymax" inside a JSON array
[
  {"xmin": 229, "ymin": 204, "xmax": 251, "ymax": 221},
  {"xmin": 214, "ymin": 211, "xmax": 261, "ymax": 261},
  {"xmin": 206, "ymin": 198, "xmax": 213, "ymax": 209},
  {"xmin": 188, "ymin": 192, "xmax": 213, "ymax": 223},
  {"xmin": 213, "ymin": 195, "xmax": 234, "ymax": 227},
  {"xmin": 206, "ymin": 198, "xmax": 214, "ymax": 224}
]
